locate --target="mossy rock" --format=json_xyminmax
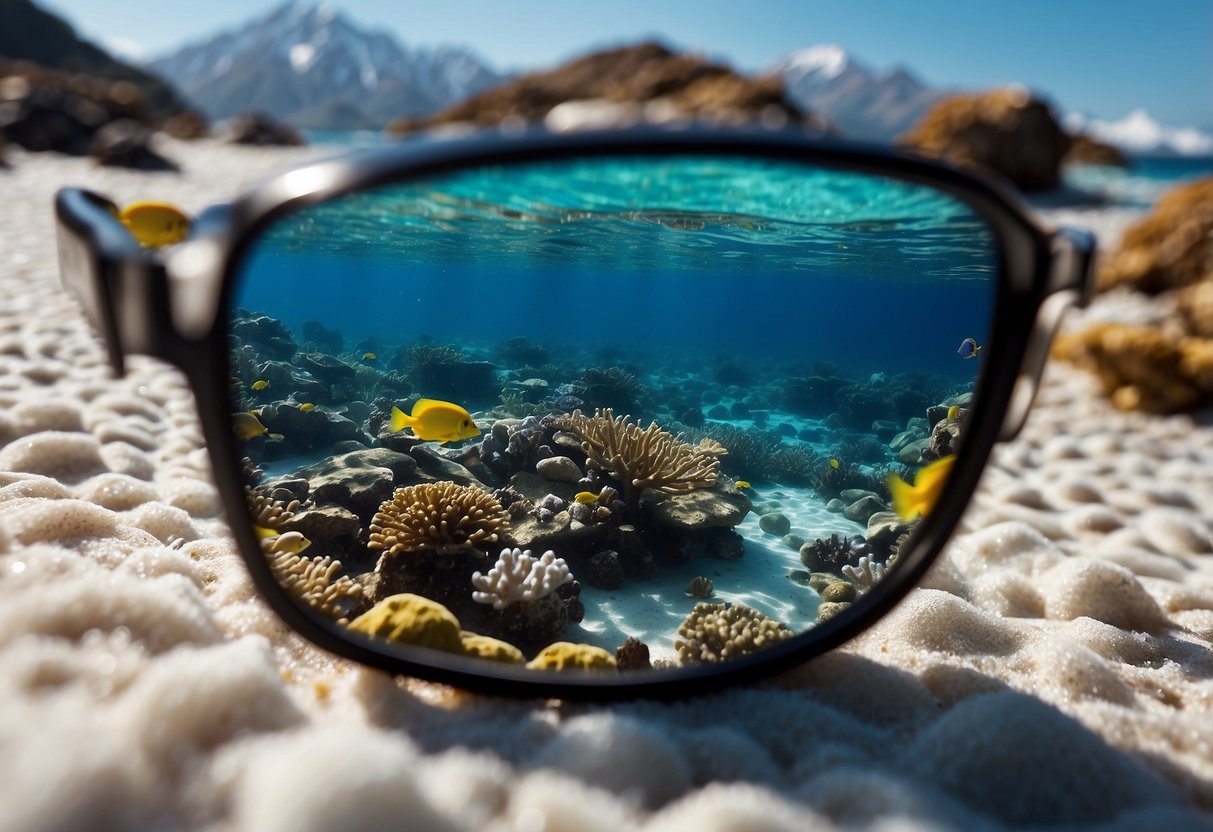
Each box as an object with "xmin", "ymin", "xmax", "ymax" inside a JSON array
[
  {"xmin": 348, "ymin": 593, "xmax": 462, "ymax": 653},
  {"xmin": 526, "ymin": 641, "xmax": 617, "ymax": 671},
  {"xmin": 460, "ymin": 631, "xmax": 525, "ymax": 664}
]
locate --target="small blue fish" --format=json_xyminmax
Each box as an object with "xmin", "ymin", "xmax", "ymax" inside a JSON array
[{"xmin": 957, "ymin": 338, "xmax": 982, "ymax": 360}]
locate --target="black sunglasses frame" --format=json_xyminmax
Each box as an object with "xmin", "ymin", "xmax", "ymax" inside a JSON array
[{"xmin": 55, "ymin": 126, "xmax": 1095, "ymax": 699}]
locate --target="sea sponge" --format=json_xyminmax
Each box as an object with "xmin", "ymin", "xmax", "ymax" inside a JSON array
[
  {"xmin": 460, "ymin": 631, "xmax": 525, "ymax": 664},
  {"xmin": 367, "ymin": 482, "xmax": 508, "ymax": 559},
  {"xmin": 347, "ymin": 593, "xmax": 463, "ymax": 653},
  {"xmin": 556, "ymin": 408, "xmax": 719, "ymax": 506},
  {"xmin": 526, "ymin": 641, "xmax": 617, "ymax": 671},
  {"xmin": 470, "ymin": 547, "xmax": 574, "ymax": 609},
  {"xmin": 1052, "ymin": 323, "xmax": 1213, "ymax": 412},
  {"xmin": 1096, "ymin": 177, "xmax": 1213, "ymax": 294},
  {"xmin": 675, "ymin": 602, "xmax": 793, "ymax": 664}
]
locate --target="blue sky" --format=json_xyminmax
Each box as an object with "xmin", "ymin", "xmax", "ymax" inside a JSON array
[{"xmin": 43, "ymin": 0, "xmax": 1213, "ymax": 129}]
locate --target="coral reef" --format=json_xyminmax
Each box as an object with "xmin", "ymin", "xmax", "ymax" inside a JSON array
[
  {"xmin": 368, "ymin": 482, "xmax": 509, "ymax": 560},
  {"xmin": 266, "ymin": 544, "xmax": 365, "ymax": 621},
  {"xmin": 842, "ymin": 556, "xmax": 886, "ymax": 593},
  {"xmin": 614, "ymin": 636, "xmax": 652, "ymax": 671},
  {"xmin": 799, "ymin": 534, "xmax": 865, "ymax": 574},
  {"xmin": 675, "ymin": 602, "xmax": 793, "ymax": 664},
  {"xmin": 685, "ymin": 576, "xmax": 714, "ymax": 598},
  {"xmin": 470, "ymin": 547, "xmax": 574, "ymax": 610},
  {"xmin": 526, "ymin": 641, "xmax": 617, "ymax": 671},
  {"xmin": 557, "ymin": 408, "xmax": 720, "ymax": 507}
]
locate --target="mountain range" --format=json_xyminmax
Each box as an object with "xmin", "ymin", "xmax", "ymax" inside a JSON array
[{"xmin": 147, "ymin": 1, "xmax": 503, "ymax": 129}]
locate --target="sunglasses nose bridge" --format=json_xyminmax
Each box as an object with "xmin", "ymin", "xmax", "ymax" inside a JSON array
[{"xmin": 998, "ymin": 226, "xmax": 1097, "ymax": 441}]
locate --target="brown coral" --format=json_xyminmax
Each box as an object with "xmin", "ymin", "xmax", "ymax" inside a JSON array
[
  {"xmin": 1052, "ymin": 323, "xmax": 1213, "ymax": 412},
  {"xmin": 675, "ymin": 602, "xmax": 793, "ymax": 664},
  {"xmin": 556, "ymin": 408, "xmax": 719, "ymax": 507},
  {"xmin": 368, "ymin": 481, "xmax": 508, "ymax": 559},
  {"xmin": 1097, "ymin": 178, "xmax": 1213, "ymax": 295}
]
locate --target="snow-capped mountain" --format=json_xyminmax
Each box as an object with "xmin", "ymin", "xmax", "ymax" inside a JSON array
[
  {"xmin": 148, "ymin": 1, "xmax": 503, "ymax": 128},
  {"xmin": 1064, "ymin": 110, "xmax": 1213, "ymax": 157},
  {"xmin": 770, "ymin": 44, "xmax": 949, "ymax": 143}
]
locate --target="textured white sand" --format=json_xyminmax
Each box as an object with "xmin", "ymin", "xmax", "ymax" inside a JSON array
[{"xmin": 2, "ymin": 139, "xmax": 1212, "ymax": 831}]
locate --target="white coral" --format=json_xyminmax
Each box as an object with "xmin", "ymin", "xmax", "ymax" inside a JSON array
[
  {"xmin": 842, "ymin": 556, "xmax": 886, "ymax": 592},
  {"xmin": 471, "ymin": 547, "xmax": 573, "ymax": 610}
]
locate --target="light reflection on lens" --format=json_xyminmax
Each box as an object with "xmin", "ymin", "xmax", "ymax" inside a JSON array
[{"xmin": 228, "ymin": 155, "xmax": 996, "ymax": 674}]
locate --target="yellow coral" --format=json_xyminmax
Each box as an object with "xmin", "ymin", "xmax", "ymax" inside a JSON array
[
  {"xmin": 368, "ymin": 481, "xmax": 509, "ymax": 559},
  {"xmin": 347, "ymin": 593, "xmax": 463, "ymax": 653},
  {"xmin": 675, "ymin": 602, "xmax": 793, "ymax": 664},
  {"xmin": 461, "ymin": 631, "xmax": 525, "ymax": 664},
  {"xmin": 556, "ymin": 408, "xmax": 719, "ymax": 506},
  {"xmin": 526, "ymin": 641, "xmax": 617, "ymax": 671}
]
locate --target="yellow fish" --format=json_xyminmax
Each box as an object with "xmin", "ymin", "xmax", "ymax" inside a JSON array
[
  {"xmin": 117, "ymin": 201, "xmax": 191, "ymax": 248},
  {"xmin": 888, "ymin": 455, "xmax": 956, "ymax": 521},
  {"xmin": 233, "ymin": 412, "xmax": 267, "ymax": 439},
  {"xmin": 829, "ymin": 458, "xmax": 840, "ymax": 470},
  {"xmin": 269, "ymin": 531, "xmax": 311, "ymax": 555},
  {"xmin": 735, "ymin": 480, "xmax": 751, "ymax": 489},
  {"xmin": 251, "ymin": 379, "xmax": 270, "ymax": 391},
  {"xmin": 947, "ymin": 405, "xmax": 961, "ymax": 421},
  {"xmin": 390, "ymin": 398, "xmax": 481, "ymax": 444},
  {"xmin": 299, "ymin": 402, "xmax": 316, "ymax": 412},
  {"xmin": 573, "ymin": 491, "xmax": 598, "ymax": 505},
  {"xmin": 362, "ymin": 352, "xmax": 377, "ymax": 361}
]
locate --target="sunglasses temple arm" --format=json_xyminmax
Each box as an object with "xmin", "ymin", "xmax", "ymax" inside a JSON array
[
  {"xmin": 54, "ymin": 187, "xmax": 194, "ymax": 377},
  {"xmin": 998, "ymin": 226, "xmax": 1097, "ymax": 441}
]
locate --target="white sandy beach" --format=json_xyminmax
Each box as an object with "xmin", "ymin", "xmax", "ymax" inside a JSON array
[{"xmin": 1, "ymin": 137, "xmax": 1211, "ymax": 831}]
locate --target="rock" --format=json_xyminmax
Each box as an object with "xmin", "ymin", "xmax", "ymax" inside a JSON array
[
  {"xmin": 297, "ymin": 448, "xmax": 418, "ymax": 519},
  {"xmin": 825, "ymin": 498, "xmax": 846, "ymax": 513},
  {"xmin": 871, "ymin": 419, "xmax": 900, "ymax": 438},
  {"xmin": 89, "ymin": 118, "xmax": 177, "ymax": 170},
  {"xmin": 387, "ymin": 42, "xmax": 826, "ymax": 136},
  {"xmin": 866, "ymin": 511, "xmax": 914, "ymax": 561},
  {"xmin": 783, "ymin": 533, "xmax": 806, "ymax": 551},
  {"xmin": 506, "ymin": 472, "xmax": 581, "ymax": 504},
  {"xmin": 161, "ymin": 110, "xmax": 209, "ymax": 139},
  {"xmin": 222, "ymin": 111, "xmax": 304, "ymax": 146},
  {"xmin": 266, "ymin": 403, "xmax": 369, "ymax": 452},
  {"xmin": 409, "ymin": 445, "xmax": 489, "ymax": 489},
  {"xmin": 758, "ymin": 512, "xmax": 791, "ymax": 536},
  {"xmin": 839, "ymin": 488, "xmax": 879, "ymax": 504},
  {"xmin": 706, "ymin": 404, "xmax": 729, "ymax": 419},
  {"xmin": 281, "ymin": 503, "xmax": 361, "ymax": 548},
  {"xmin": 298, "ymin": 352, "xmax": 356, "ymax": 384},
  {"xmin": 888, "ymin": 430, "xmax": 918, "ymax": 452},
  {"xmin": 898, "ymin": 87, "xmax": 1071, "ymax": 192},
  {"xmin": 301, "ymin": 320, "xmax": 343, "ymax": 353},
  {"xmin": 231, "ymin": 313, "xmax": 298, "ymax": 361},
  {"xmin": 924, "ymin": 417, "xmax": 963, "ymax": 462},
  {"xmin": 926, "ymin": 404, "xmax": 949, "ymax": 427},
  {"xmin": 536, "ymin": 455, "xmax": 583, "ymax": 483},
  {"xmin": 586, "ymin": 550, "xmax": 623, "ymax": 589},
  {"xmin": 899, "ymin": 437, "xmax": 931, "ymax": 465},
  {"xmin": 843, "ymin": 495, "xmax": 886, "ymax": 525},
  {"xmin": 1065, "ymin": 134, "xmax": 1129, "ymax": 168},
  {"xmin": 776, "ymin": 422, "xmax": 798, "ymax": 438},
  {"xmin": 650, "ymin": 483, "xmax": 751, "ymax": 531}
]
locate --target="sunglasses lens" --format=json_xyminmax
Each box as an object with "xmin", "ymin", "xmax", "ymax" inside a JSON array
[{"xmin": 227, "ymin": 153, "xmax": 998, "ymax": 676}]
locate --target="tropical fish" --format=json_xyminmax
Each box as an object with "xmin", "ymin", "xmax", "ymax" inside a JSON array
[
  {"xmin": 390, "ymin": 398, "xmax": 481, "ymax": 443},
  {"xmin": 117, "ymin": 201, "xmax": 191, "ymax": 248},
  {"xmin": 735, "ymin": 480, "xmax": 751, "ymax": 490},
  {"xmin": 251, "ymin": 379, "xmax": 270, "ymax": 391},
  {"xmin": 573, "ymin": 491, "xmax": 599, "ymax": 505},
  {"xmin": 947, "ymin": 405, "xmax": 961, "ymax": 421},
  {"xmin": 957, "ymin": 338, "xmax": 982, "ymax": 360},
  {"xmin": 888, "ymin": 455, "xmax": 956, "ymax": 521},
  {"xmin": 299, "ymin": 402, "xmax": 315, "ymax": 412},
  {"xmin": 828, "ymin": 458, "xmax": 840, "ymax": 470},
  {"xmin": 267, "ymin": 433, "xmax": 285, "ymax": 441},
  {"xmin": 363, "ymin": 352, "xmax": 377, "ymax": 361},
  {"xmin": 233, "ymin": 412, "xmax": 267, "ymax": 439},
  {"xmin": 268, "ymin": 531, "xmax": 312, "ymax": 555}
]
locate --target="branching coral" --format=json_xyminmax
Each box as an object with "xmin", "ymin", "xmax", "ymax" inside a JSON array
[
  {"xmin": 675, "ymin": 602, "xmax": 793, "ymax": 664},
  {"xmin": 556, "ymin": 408, "xmax": 719, "ymax": 506},
  {"xmin": 471, "ymin": 547, "xmax": 574, "ymax": 609},
  {"xmin": 842, "ymin": 556, "xmax": 886, "ymax": 593},
  {"xmin": 367, "ymin": 482, "xmax": 509, "ymax": 559}
]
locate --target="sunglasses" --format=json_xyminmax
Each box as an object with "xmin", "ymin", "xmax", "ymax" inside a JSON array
[{"xmin": 54, "ymin": 126, "xmax": 1095, "ymax": 699}]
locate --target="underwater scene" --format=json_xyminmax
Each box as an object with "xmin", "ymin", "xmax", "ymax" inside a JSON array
[{"xmin": 229, "ymin": 154, "xmax": 996, "ymax": 673}]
